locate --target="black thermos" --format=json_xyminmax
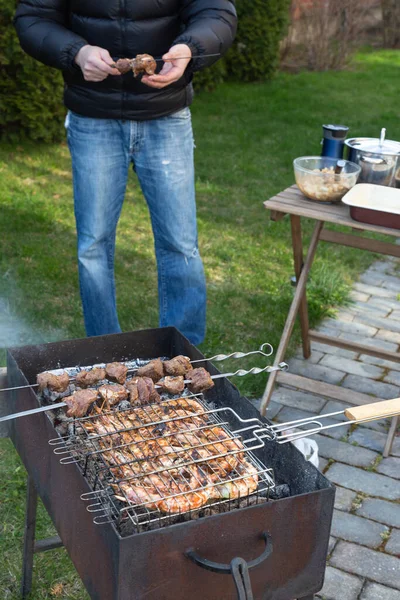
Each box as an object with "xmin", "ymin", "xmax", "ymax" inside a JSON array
[{"xmin": 321, "ymin": 124, "xmax": 349, "ymax": 159}]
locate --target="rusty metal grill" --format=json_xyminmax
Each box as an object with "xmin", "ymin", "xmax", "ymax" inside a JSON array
[{"xmin": 49, "ymin": 393, "xmax": 275, "ymax": 534}]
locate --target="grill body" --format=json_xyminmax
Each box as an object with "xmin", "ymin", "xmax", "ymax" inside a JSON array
[{"xmin": 6, "ymin": 328, "xmax": 335, "ymax": 600}]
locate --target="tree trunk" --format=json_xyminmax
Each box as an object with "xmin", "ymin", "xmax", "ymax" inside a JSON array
[{"xmin": 382, "ymin": 0, "xmax": 400, "ymax": 48}]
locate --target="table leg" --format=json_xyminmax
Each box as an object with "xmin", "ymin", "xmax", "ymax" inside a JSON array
[
  {"xmin": 291, "ymin": 215, "xmax": 311, "ymax": 359},
  {"xmin": 260, "ymin": 221, "xmax": 324, "ymax": 415},
  {"xmin": 21, "ymin": 476, "xmax": 38, "ymax": 598},
  {"xmin": 383, "ymin": 415, "xmax": 399, "ymax": 458}
]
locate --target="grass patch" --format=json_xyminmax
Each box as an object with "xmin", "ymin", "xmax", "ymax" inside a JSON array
[{"xmin": 0, "ymin": 49, "xmax": 399, "ymax": 597}]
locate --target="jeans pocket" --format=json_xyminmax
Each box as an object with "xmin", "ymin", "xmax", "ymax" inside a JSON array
[{"xmin": 168, "ymin": 107, "xmax": 191, "ymax": 120}]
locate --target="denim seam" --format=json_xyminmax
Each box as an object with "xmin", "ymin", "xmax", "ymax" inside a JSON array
[{"xmin": 157, "ymin": 247, "xmax": 168, "ymax": 324}]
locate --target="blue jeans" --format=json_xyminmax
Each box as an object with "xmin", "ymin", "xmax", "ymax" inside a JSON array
[{"xmin": 66, "ymin": 108, "xmax": 206, "ymax": 345}]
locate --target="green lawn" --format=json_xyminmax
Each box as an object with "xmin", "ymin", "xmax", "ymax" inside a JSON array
[{"xmin": 1, "ymin": 49, "xmax": 399, "ymax": 598}]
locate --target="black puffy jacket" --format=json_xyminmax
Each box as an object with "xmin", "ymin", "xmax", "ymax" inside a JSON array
[{"xmin": 14, "ymin": 1, "xmax": 237, "ymax": 120}]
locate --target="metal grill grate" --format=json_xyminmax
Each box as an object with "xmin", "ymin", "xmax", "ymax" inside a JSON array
[{"xmin": 50, "ymin": 394, "xmax": 275, "ymax": 534}]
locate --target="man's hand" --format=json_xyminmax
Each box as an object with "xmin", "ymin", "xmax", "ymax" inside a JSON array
[
  {"xmin": 142, "ymin": 44, "xmax": 192, "ymax": 89},
  {"xmin": 75, "ymin": 45, "xmax": 121, "ymax": 82}
]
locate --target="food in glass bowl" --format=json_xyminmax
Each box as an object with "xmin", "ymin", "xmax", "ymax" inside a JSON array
[{"xmin": 294, "ymin": 157, "xmax": 361, "ymax": 203}]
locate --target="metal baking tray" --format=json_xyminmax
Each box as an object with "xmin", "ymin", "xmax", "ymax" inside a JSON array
[{"xmin": 342, "ymin": 183, "xmax": 400, "ymax": 229}]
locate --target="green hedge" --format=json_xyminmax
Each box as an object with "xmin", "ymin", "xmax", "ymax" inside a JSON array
[
  {"xmin": 0, "ymin": 1, "xmax": 65, "ymax": 142},
  {"xmin": 226, "ymin": 0, "xmax": 291, "ymax": 82},
  {"xmin": 1, "ymin": 0, "xmax": 290, "ymax": 142}
]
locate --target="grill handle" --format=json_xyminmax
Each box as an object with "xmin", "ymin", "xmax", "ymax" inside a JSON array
[{"xmin": 185, "ymin": 532, "xmax": 272, "ymax": 600}]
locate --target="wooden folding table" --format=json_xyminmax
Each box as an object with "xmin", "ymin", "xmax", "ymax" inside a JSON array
[{"xmin": 261, "ymin": 185, "xmax": 399, "ymax": 457}]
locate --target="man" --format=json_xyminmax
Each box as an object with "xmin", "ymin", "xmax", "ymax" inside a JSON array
[{"xmin": 14, "ymin": 1, "xmax": 237, "ymax": 345}]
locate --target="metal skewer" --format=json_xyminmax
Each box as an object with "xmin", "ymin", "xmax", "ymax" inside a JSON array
[
  {"xmin": 0, "ymin": 343, "xmax": 274, "ymax": 394},
  {"xmin": 156, "ymin": 53, "xmax": 221, "ymax": 62},
  {"xmin": 0, "ymin": 362, "xmax": 288, "ymax": 423}
]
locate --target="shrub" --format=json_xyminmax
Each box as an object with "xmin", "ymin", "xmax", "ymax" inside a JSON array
[
  {"xmin": 0, "ymin": 1, "xmax": 65, "ymax": 142},
  {"xmin": 282, "ymin": 0, "xmax": 377, "ymax": 71},
  {"xmin": 226, "ymin": 0, "xmax": 291, "ymax": 82},
  {"xmin": 193, "ymin": 59, "xmax": 227, "ymax": 93}
]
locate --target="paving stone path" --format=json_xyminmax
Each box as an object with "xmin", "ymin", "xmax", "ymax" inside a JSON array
[{"xmin": 254, "ymin": 258, "xmax": 400, "ymax": 599}]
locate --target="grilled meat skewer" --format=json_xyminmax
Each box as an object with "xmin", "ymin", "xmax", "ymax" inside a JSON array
[
  {"xmin": 37, "ymin": 371, "xmax": 70, "ymax": 393},
  {"xmin": 75, "ymin": 367, "xmax": 106, "ymax": 388},
  {"xmin": 114, "ymin": 54, "xmax": 157, "ymax": 77}
]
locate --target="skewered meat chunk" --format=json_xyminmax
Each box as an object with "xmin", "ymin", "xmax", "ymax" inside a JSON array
[
  {"xmin": 163, "ymin": 355, "xmax": 191, "ymax": 377},
  {"xmin": 106, "ymin": 362, "xmax": 128, "ymax": 384},
  {"xmin": 132, "ymin": 54, "xmax": 157, "ymax": 77},
  {"xmin": 75, "ymin": 367, "xmax": 106, "ymax": 388},
  {"xmin": 126, "ymin": 377, "xmax": 160, "ymax": 406},
  {"xmin": 114, "ymin": 58, "xmax": 132, "ymax": 74},
  {"xmin": 125, "ymin": 380, "xmax": 139, "ymax": 405},
  {"xmin": 186, "ymin": 368, "xmax": 214, "ymax": 394},
  {"xmin": 137, "ymin": 359, "xmax": 164, "ymax": 382},
  {"xmin": 37, "ymin": 371, "xmax": 70, "ymax": 393},
  {"xmin": 157, "ymin": 376, "xmax": 185, "ymax": 395},
  {"xmin": 64, "ymin": 389, "xmax": 98, "ymax": 418},
  {"xmin": 98, "ymin": 384, "xmax": 129, "ymax": 407}
]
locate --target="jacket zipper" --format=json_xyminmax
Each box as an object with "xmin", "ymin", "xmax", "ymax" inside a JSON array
[{"xmin": 120, "ymin": 0, "xmax": 127, "ymax": 119}]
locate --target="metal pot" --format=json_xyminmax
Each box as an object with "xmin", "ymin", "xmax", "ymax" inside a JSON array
[{"xmin": 345, "ymin": 131, "xmax": 400, "ymax": 188}]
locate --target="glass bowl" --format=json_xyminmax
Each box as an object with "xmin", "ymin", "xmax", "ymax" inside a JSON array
[{"xmin": 294, "ymin": 156, "xmax": 361, "ymax": 203}]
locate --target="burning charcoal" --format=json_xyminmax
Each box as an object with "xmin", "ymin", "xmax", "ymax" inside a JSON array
[
  {"xmin": 118, "ymin": 400, "xmax": 131, "ymax": 411},
  {"xmin": 64, "ymin": 389, "xmax": 98, "ymax": 418},
  {"xmin": 186, "ymin": 368, "xmax": 214, "ymax": 394},
  {"xmin": 132, "ymin": 54, "xmax": 156, "ymax": 77},
  {"xmin": 98, "ymin": 384, "xmax": 128, "ymax": 407},
  {"xmin": 106, "ymin": 362, "xmax": 128, "ymax": 384},
  {"xmin": 163, "ymin": 355, "xmax": 191, "ymax": 376},
  {"xmin": 75, "ymin": 367, "xmax": 106, "ymax": 388},
  {"xmin": 37, "ymin": 371, "xmax": 70, "ymax": 393},
  {"xmin": 136, "ymin": 359, "xmax": 164, "ymax": 382},
  {"xmin": 157, "ymin": 376, "xmax": 185, "ymax": 395},
  {"xmin": 152, "ymin": 421, "xmax": 167, "ymax": 436},
  {"xmin": 269, "ymin": 484, "xmax": 291, "ymax": 500}
]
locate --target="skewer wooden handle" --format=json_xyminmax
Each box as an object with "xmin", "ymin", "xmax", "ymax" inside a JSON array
[{"xmin": 345, "ymin": 398, "xmax": 400, "ymax": 422}]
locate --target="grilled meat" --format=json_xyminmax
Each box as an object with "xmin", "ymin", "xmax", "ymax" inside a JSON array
[
  {"xmin": 132, "ymin": 54, "xmax": 157, "ymax": 77},
  {"xmin": 37, "ymin": 371, "xmax": 70, "ymax": 393},
  {"xmin": 114, "ymin": 58, "xmax": 132, "ymax": 74},
  {"xmin": 125, "ymin": 380, "xmax": 139, "ymax": 405},
  {"xmin": 157, "ymin": 376, "xmax": 185, "ymax": 395},
  {"xmin": 186, "ymin": 368, "xmax": 214, "ymax": 394},
  {"xmin": 126, "ymin": 377, "xmax": 160, "ymax": 406},
  {"xmin": 163, "ymin": 355, "xmax": 191, "ymax": 376},
  {"xmin": 75, "ymin": 367, "xmax": 106, "ymax": 388},
  {"xmin": 80, "ymin": 393, "xmax": 257, "ymax": 515},
  {"xmin": 64, "ymin": 389, "xmax": 98, "ymax": 418},
  {"xmin": 105, "ymin": 362, "xmax": 128, "ymax": 385},
  {"xmin": 98, "ymin": 384, "xmax": 129, "ymax": 407},
  {"xmin": 136, "ymin": 359, "xmax": 164, "ymax": 382}
]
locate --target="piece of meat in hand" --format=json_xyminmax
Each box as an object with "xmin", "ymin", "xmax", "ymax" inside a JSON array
[
  {"xmin": 186, "ymin": 368, "xmax": 214, "ymax": 394},
  {"xmin": 65, "ymin": 389, "xmax": 98, "ymax": 418},
  {"xmin": 98, "ymin": 384, "xmax": 128, "ymax": 407},
  {"xmin": 114, "ymin": 58, "xmax": 132, "ymax": 74},
  {"xmin": 126, "ymin": 377, "xmax": 160, "ymax": 406},
  {"xmin": 106, "ymin": 362, "xmax": 128, "ymax": 385},
  {"xmin": 75, "ymin": 367, "xmax": 106, "ymax": 388},
  {"xmin": 163, "ymin": 355, "xmax": 191, "ymax": 377},
  {"xmin": 136, "ymin": 359, "xmax": 164, "ymax": 382},
  {"xmin": 132, "ymin": 54, "xmax": 157, "ymax": 77},
  {"xmin": 37, "ymin": 371, "xmax": 70, "ymax": 393},
  {"xmin": 157, "ymin": 376, "xmax": 185, "ymax": 395}
]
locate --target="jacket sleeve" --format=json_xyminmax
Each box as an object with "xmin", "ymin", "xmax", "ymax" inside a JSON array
[
  {"xmin": 174, "ymin": 0, "xmax": 237, "ymax": 71},
  {"xmin": 14, "ymin": 0, "xmax": 88, "ymax": 72}
]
